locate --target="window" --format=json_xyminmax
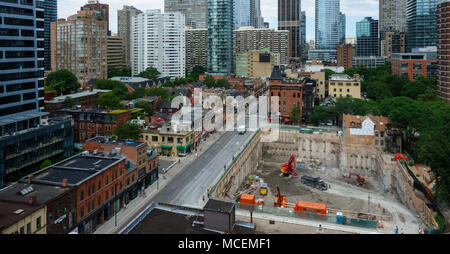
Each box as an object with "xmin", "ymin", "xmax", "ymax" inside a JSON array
[
  {"xmin": 98, "ymin": 196, "xmax": 101, "ymax": 206},
  {"xmin": 152, "ymin": 136, "xmax": 158, "ymax": 142},
  {"xmin": 106, "ymin": 190, "xmax": 109, "ymax": 200},
  {"xmin": 293, "ymin": 93, "xmax": 296, "ymax": 98},
  {"xmin": 80, "ymin": 191, "xmax": 84, "ymax": 201},
  {"xmin": 380, "ymin": 140, "xmax": 384, "ymax": 146},
  {"xmin": 36, "ymin": 217, "xmax": 41, "ymax": 230},
  {"xmin": 413, "ymin": 62, "xmax": 422, "ymax": 70},
  {"xmin": 80, "ymin": 207, "xmax": 84, "ymax": 218},
  {"xmin": 106, "ymin": 175, "xmax": 109, "ymax": 185},
  {"xmin": 177, "ymin": 138, "xmax": 183, "ymax": 144},
  {"xmin": 26, "ymin": 223, "xmax": 30, "ymax": 234},
  {"xmin": 98, "ymin": 180, "xmax": 101, "ymax": 190},
  {"xmin": 20, "ymin": 226, "xmax": 24, "ymax": 234},
  {"xmin": 168, "ymin": 137, "xmax": 174, "ymax": 143}
]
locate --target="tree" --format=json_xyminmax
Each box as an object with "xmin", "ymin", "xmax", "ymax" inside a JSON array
[
  {"xmin": 108, "ymin": 68, "xmax": 131, "ymax": 78},
  {"xmin": 131, "ymin": 86, "xmax": 146, "ymax": 99},
  {"xmin": 46, "ymin": 70, "xmax": 80, "ymax": 95},
  {"xmin": 366, "ymin": 80, "xmax": 392, "ymax": 100},
  {"xmin": 97, "ymin": 92, "xmax": 122, "ymax": 109},
  {"xmin": 137, "ymin": 67, "xmax": 161, "ymax": 80},
  {"xmin": 62, "ymin": 96, "xmax": 76, "ymax": 108},
  {"xmin": 290, "ymin": 105, "xmax": 302, "ymax": 124},
  {"xmin": 135, "ymin": 101, "xmax": 154, "ymax": 116},
  {"xmin": 114, "ymin": 122, "xmax": 142, "ymax": 141},
  {"xmin": 309, "ymin": 106, "xmax": 329, "ymax": 126},
  {"xmin": 40, "ymin": 159, "xmax": 52, "ymax": 169},
  {"xmin": 189, "ymin": 66, "xmax": 207, "ymax": 81},
  {"xmin": 145, "ymin": 87, "xmax": 172, "ymax": 102},
  {"xmin": 216, "ymin": 79, "xmax": 230, "ymax": 89},
  {"xmin": 204, "ymin": 75, "xmax": 216, "ymax": 88},
  {"xmin": 324, "ymin": 69, "xmax": 336, "ymax": 80}
]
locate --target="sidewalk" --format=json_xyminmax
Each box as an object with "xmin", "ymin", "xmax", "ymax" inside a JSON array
[{"xmin": 93, "ymin": 131, "xmax": 224, "ymax": 234}]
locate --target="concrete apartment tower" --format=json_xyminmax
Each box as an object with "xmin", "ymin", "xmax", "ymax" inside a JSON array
[
  {"xmin": 51, "ymin": 10, "xmax": 108, "ymax": 86},
  {"xmin": 437, "ymin": 0, "xmax": 450, "ymax": 103},
  {"xmin": 186, "ymin": 28, "xmax": 208, "ymax": 72},
  {"xmin": 379, "ymin": 0, "xmax": 407, "ymax": 58},
  {"xmin": 165, "ymin": 0, "xmax": 208, "ymax": 29},
  {"xmin": 118, "ymin": 6, "xmax": 143, "ymax": 69},
  {"xmin": 131, "ymin": 10, "xmax": 186, "ymax": 78}
]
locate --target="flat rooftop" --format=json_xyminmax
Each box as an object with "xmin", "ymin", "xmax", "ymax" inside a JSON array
[
  {"xmin": 26, "ymin": 153, "xmax": 124, "ymax": 186},
  {"xmin": 0, "ymin": 201, "xmax": 42, "ymax": 231},
  {"xmin": 203, "ymin": 198, "xmax": 235, "ymax": 213},
  {"xmin": 0, "ymin": 182, "xmax": 69, "ymax": 205},
  {"xmin": 86, "ymin": 136, "xmax": 146, "ymax": 148},
  {"xmin": 45, "ymin": 89, "xmax": 110, "ymax": 103}
]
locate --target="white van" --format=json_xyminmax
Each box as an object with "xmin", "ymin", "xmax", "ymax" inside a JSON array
[{"xmin": 238, "ymin": 125, "xmax": 246, "ymax": 134}]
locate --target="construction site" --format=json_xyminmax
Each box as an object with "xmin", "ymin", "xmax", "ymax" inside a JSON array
[{"xmin": 211, "ymin": 128, "xmax": 440, "ymax": 234}]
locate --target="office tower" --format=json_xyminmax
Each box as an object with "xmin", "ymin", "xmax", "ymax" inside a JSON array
[
  {"xmin": 208, "ymin": 0, "xmax": 234, "ymax": 75},
  {"xmin": 406, "ymin": 0, "xmax": 438, "ymax": 52},
  {"xmin": 339, "ymin": 12, "xmax": 346, "ymax": 44},
  {"xmin": 132, "ymin": 10, "xmax": 185, "ymax": 78},
  {"xmin": 301, "ymin": 11, "xmax": 307, "ymax": 57},
  {"xmin": 44, "ymin": 0, "xmax": 57, "ymax": 71},
  {"xmin": 315, "ymin": 0, "xmax": 340, "ymax": 50},
  {"xmin": 381, "ymin": 32, "xmax": 406, "ymax": 59},
  {"xmin": 186, "ymin": 28, "xmax": 208, "ymax": 72},
  {"xmin": 379, "ymin": 0, "xmax": 407, "ymax": 34},
  {"xmin": 51, "ymin": 10, "xmax": 108, "ymax": 86},
  {"xmin": 0, "ymin": 0, "xmax": 74, "ymax": 189},
  {"xmin": 235, "ymin": 0, "xmax": 252, "ymax": 30},
  {"xmin": 356, "ymin": 17, "xmax": 379, "ymax": 57},
  {"xmin": 118, "ymin": 5, "xmax": 142, "ymax": 69},
  {"xmin": 81, "ymin": 0, "xmax": 110, "ymax": 35},
  {"xmin": 437, "ymin": 1, "xmax": 450, "ymax": 103},
  {"xmin": 107, "ymin": 36, "xmax": 125, "ymax": 72},
  {"xmin": 337, "ymin": 44, "xmax": 355, "ymax": 69},
  {"xmin": 165, "ymin": 0, "xmax": 208, "ymax": 29},
  {"xmin": 278, "ymin": 0, "xmax": 301, "ymax": 61},
  {"xmin": 251, "ymin": 0, "xmax": 264, "ymax": 28},
  {"xmin": 234, "ymin": 27, "xmax": 290, "ymax": 65}
]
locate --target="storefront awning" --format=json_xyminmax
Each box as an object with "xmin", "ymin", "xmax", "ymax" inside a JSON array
[
  {"xmin": 176, "ymin": 145, "xmax": 187, "ymax": 151},
  {"xmin": 160, "ymin": 145, "xmax": 172, "ymax": 149}
]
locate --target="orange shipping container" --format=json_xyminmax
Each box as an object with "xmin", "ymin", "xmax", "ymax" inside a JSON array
[
  {"xmin": 240, "ymin": 194, "xmax": 255, "ymax": 205},
  {"xmin": 294, "ymin": 201, "xmax": 327, "ymax": 215}
]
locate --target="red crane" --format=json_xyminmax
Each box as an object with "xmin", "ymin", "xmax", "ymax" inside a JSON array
[
  {"xmin": 348, "ymin": 173, "xmax": 366, "ymax": 186},
  {"xmin": 280, "ymin": 154, "xmax": 298, "ymax": 178}
]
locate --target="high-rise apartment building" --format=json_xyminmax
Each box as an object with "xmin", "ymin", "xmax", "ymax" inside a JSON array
[
  {"xmin": 44, "ymin": 0, "xmax": 57, "ymax": 71},
  {"xmin": 379, "ymin": 0, "xmax": 407, "ymax": 35},
  {"xmin": 208, "ymin": 0, "xmax": 234, "ymax": 75},
  {"xmin": 186, "ymin": 28, "xmax": 208, "ymax": 72},
  {"xmin": 406, "ymin": 0, "xmax": 438, "ymax": 52},
  {"xmin": 132, "ymin": 10, "xmax": 185, "ymax": 78},
  {"xmin": 81, "ymin": 0, "xmax": 110, "ymax": 35},
  {"xmin": 339, "ymin": 12, "xmax": 346, "ymax": 44},
  {"xmin": 0, "ymin": 0, "xmax": 45, "ymax": 120},
  {"xmin": 107, "ymin": 36, "xmax": 125, "ymax": 72},
  {"xmin": 278, "ymin": 0, "xmax": 301, "ymax": 61},
  {"xmin": 118, "ymin": 5, "xmax": 142, "ymax": 69},
  {"xmin": 301, "ymin": 11, "xmax": 307, "ymax": 57},
  {"xmin": 356, "ymin": 17, "xmax": 379, "ymax": 57},
  {"xmin": 437, "ymin": 1, "xmax": 450, "ymax": 103},
  {"xmin": 51, "ymin": 10, "xmax": 108, "ymax": 86},
  {"xmin": 234, "ymin": 27, "xmax": 290, "ymax": 65},
  {"xmin": 165, "ymin": 0, "xmax": 208, "ymax": 29},
  {"xmin": 381, "ymin": 32, "xmax": 406, "ymax": 59},
  {"xmin": 235, "ymin": 0, "xmax": 251, "ymax": 30},
  {"xmin": 315, "ymin": 0, "xmax": 340, "ymax": 50}
]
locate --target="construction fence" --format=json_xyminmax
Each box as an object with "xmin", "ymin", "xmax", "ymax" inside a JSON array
[{"xmin": 236, "ymin": 204, "xmax": 378, "ymax": 229}]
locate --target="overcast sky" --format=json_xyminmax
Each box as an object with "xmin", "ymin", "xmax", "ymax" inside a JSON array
[{"xmin": 58, "ymin": 0, "xmax": 379, "ymax": 41}]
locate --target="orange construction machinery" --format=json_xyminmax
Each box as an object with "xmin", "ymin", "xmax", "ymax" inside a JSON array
[
  {"xmin": 274, "ymin": 185, "xmax": 287, "ymax": 208},
  {"xmin": 348, "ymin": 173, "xmax": 366, "ymax": 186},
  {"xmin": 280, "ymin": 154, "xmax": 298, "ymax": 178}
]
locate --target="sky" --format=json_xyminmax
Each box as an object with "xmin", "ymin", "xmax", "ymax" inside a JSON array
[{"xmin": 58, "ymin": 0, "xmax": 379, "ymax": 41}]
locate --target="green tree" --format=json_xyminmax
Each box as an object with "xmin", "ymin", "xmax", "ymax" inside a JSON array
[
  {"xmin": 46, "ymin": 69, "xmax": 80, "ymax": 95},
  {"xmin": 188, "ymin": 66, "xmax": 207, "ymax": 81},
  {"xmin": 137, "ymin": 67, "xmax": 161, "ymax": 80},
  {"xmin": 366, "ymin": 80, "xmax": 392, "ymax": 100},
  {"xmin": 131, "ymin": 86, "xmax": 146, "ymax": 99},
  {"xmin": 40, "ymin": 159, "xmax": 52, "ymax": 169},
  {"xmin": 216, "ymin": 79, "xmax": 230, "ymax": 88},
  {"xmin": 135, "ymin": 101, "xmax": 154, "ymax": 116},
  {"xmin": 325, "ymin": 69, "xmax": 336, "ymax": 80},
  {"xmin": 62, "ymin": 96, "xmax": 76, "ymax": 108},
  {"xmin": 204, "ymin": 75, "xmax": 216, "ymax": 88},
  {"xmin": 114, "ymin": 122, "xmax": 142, "ymax": 141},
  {"xmin": 290, "ymin": 105, "xmax": 302, "ymax": 124},
  {"xmin": 108, "ymin": 68, "xmax": 131, "ymax": 78},
  {"xmin": 309, "ymin": 106, "xmax": 329, "ymax": 126},
  {"xmin": 97, "ymin": 92, "xmax": 122, "ymax": 109}
]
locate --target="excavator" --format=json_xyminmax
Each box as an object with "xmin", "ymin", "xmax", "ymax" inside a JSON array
[
  {"xmin": 274, "ymin": 185, "xmax": 287, "ymax": 208},
  {"xmin": 348, "ymin": 173, "xmax": 366, "ymax": 186},
  {"xmin": 280, "ymin": 154, "xmax": 299, "ymax": 178}
]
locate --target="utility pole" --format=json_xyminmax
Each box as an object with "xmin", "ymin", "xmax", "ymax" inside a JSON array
[{"xmin": 368, "ymin": 193, "xmax": 370, "ymax": 214}]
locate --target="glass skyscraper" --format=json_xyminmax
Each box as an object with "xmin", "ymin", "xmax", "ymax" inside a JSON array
[
  {"xmin": 406, "ymin": 0, "xmax": 438, "ymax": 52},
  {"xmin": 44, "ymin": 0, "xmax": 57, "ymax": 71},
  {"xmin": 234, "ymin": 0, "xmax": 251, "ymax": 30},
  {"xmin": 315, "ymin": 0, "xmax": 340, "ymax": 50},
  {"xmin": 356, "ymin": 17, "xmax": 379, "ymax": 56},
  {"xmin": 339, "ymin": 12, "xmax": 346, "ymax": 44},
  {"xmin": 300, "ymin": 11, "xmax": 306, "ymax": 57},
  {"xmin": 208, "ymin": 0, "xmax": 234, "ymax": 75}
]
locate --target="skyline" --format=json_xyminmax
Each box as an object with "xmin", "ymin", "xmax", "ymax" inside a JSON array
[{"xmin": 58, "ymin": 0, "xmax": 379, "ymax": 41}]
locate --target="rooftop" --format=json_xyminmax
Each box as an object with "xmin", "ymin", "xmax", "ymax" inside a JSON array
[
  {"xmin": 203, "ymin": 198, "xmax": 235, "ymax": 213},
  {"xmin": 86, "ymin": 136, "xmax": 146, "ymax": 148},
  {"xmin": 0, "ymin": 182, "xmax": 69, "ymax": 205},
  {"xmin": 45, "ymin": 89, "xmax": 110, "ymax": 104},
  {"xmin": 329, "ymin": 74, "xmax": 360, "ymax": 81},
  {"xmin": 0, "ymin": 201, "xmax": 42, "ymax": 231}
]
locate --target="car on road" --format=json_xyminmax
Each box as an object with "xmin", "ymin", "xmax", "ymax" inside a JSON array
[{"xmin": 238, "ymin": 125, "xmax": 246, "ymax": 134}]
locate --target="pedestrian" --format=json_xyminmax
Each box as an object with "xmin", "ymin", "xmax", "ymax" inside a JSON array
[
  {"xmin": 142, "ymin": 186, "xmax": 146, "ymax": 197},
  {"xmin": 395, "ymin": 225, "xmax": 399, "ymax": 234}
]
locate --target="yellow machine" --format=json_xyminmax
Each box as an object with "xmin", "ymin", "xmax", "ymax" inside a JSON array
[{"xmin": 259, "ymin": 182, "xmax": 268, "ymax": 196}]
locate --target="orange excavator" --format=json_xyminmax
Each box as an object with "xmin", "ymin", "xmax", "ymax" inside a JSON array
[
  {"xmin": 280, "ymin": 154, "xmax": 298, "ymax": 178},
  {"xmin": 274, "ymin": 185, "xmax": 287, "ymax": 208},
  {"xmin": 348, "ymin": 173, "xmax": 366, "ymax": 186}
]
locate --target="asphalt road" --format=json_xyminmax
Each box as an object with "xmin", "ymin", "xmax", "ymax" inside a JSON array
[{"xmin": 152, "ymin": 129, "xmax": 255, "ymax": 206}]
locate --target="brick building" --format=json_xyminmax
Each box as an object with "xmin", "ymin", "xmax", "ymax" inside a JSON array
[
  {"xmin": 59, "ymin": 108, "xmax": 132, "ymax": 142},
  {"xmin": 343, "ymin": 114, "xmax": 390, "ymax": 149},
  {"xmin": 337, "ymin": 44, "xmax": 355, "ymax": 69},
  {"xmin": 268, "ymin": 66, "xmax": 305, "ymax": 123},
  {"xmin": 44, "ymin": 89, "xmax": 110, "ymax": 115},
  {"xmin": 391, "ymin": 51, "xmax": 437, "ymax": 81},
  {"xmin": 437, "ymin": 1, "xmax": 450, "ymax": 103}
]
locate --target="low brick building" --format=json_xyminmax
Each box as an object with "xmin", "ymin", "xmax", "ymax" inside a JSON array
[
  {"xmin": 44, "ymin": 89, "xmax": 110, "ymax": 115},
  {"xmin": 343, "ymin": 114, "xmax": 390, "ymax": 149}
]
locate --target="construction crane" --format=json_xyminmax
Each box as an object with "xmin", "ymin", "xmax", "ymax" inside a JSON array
[
  {"xmin": 280, "ymin": 154, "xmax": 298, "ymax": 178},
  {"xmin": 274, "ymin": 185, "xmax": 287, "ymax": 208},
  {"xmin": 348, "ymin": 173, "xmax": 366, "ymax": 186}
]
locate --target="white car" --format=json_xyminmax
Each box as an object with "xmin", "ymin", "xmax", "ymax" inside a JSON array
[{"xmin": 238, "ymin": 125, "xmax": 246, "ymax": 134}]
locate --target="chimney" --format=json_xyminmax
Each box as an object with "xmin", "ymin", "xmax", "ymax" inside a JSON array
[
  {"xmin": 62, "ymin": 178, "xmax": 68, "ymax": 188},
  {"xmin": 28, "ymin": 196, "xmax": 37, "ymax": 205}
]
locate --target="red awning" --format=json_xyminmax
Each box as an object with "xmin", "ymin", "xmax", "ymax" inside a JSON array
[{"xmin": 284, "ymin": 118, "xmax": 291, "ymax": 122}]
